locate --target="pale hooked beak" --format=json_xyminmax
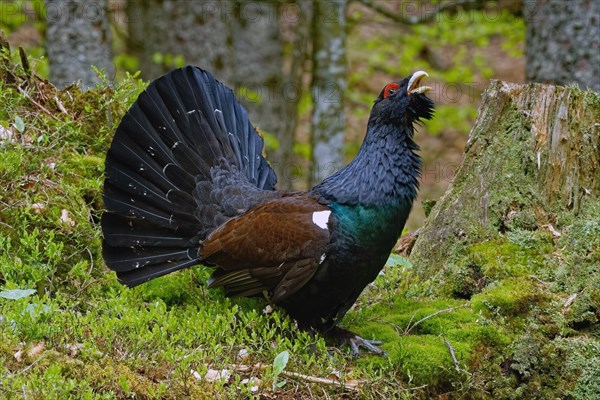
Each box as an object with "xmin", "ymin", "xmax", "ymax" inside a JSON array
[{"xmin": 407, "ymin": 71, "xmax": 431, "ymax": 95}]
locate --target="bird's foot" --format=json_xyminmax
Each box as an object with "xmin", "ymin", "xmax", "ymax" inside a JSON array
[{"xmin": 326, "ymin": 326, "xmax": 387, "ymax": 358}]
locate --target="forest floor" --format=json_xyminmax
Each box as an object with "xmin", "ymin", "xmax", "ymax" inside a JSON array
[{"xmin": 2, "ymin": 14, "xmax": 598, "ymax": 400}]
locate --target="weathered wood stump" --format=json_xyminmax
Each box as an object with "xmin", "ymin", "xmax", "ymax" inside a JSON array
[{"xmin": 410, "ymin": 80, "xmax": 599, "ymax": 289}]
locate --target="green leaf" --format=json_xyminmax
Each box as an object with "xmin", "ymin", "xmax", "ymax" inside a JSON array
[
  {"xmin": 275, "ymin": 379, "xmax": 287, "ymax": 388},
  {"xmin": 118, "ymin": 375, "xmax": 130, "ymax": 393},
  {"xmin": 273, "ymin": 350, "xmax": 289, "ymax": 376},
  {"xmin": 0, "ymin": 288, "xmax": 37, "ymax": 300},
  {"xmin": 14, "ymin": 116, "xmax": 25, "ymax": 133}
]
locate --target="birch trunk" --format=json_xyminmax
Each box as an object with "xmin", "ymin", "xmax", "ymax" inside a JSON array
[
  {"xmin": 45, "ymin": 0, "xmax": 114, "ymax": 88},
  {"xmin": 309, "ymin": 0, "xmax": 347, "ymax": 185},
  {"xmin": 524, "ymin": 0, "xmax": 600, "ymax": 92}
]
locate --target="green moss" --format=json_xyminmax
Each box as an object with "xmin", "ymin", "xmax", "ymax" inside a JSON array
[
  {"xmin": 553, "ymin": 201, "xmax": 600, "ymax": 293},
  {"xmin": 442, "ymin": 234, "xmax": 553, "ymax": 300},
  {"xmin": 447, "ymin": 262, "xmax": 486, "ymax": 299},
  {"xmin": 564, "ymin": 291, "xmax": 600, "ymax": 333},
  {"xmin": 472, "ymin": 277, "xmax": 546, "ymax": 318},
  {"xmin": 393, "ymin": 335, "xmax": 464, "ymax": 385},
  {"xmin": 571, "ymin": 357, "xmax": 600, "ymax": 399},
  {"xmin": 346, "ymin": 297, "xmax": 509, "ymax": 390},
  {"xmin": 469, "ymin": 237, "xmax": 551, "ymax": 279}
]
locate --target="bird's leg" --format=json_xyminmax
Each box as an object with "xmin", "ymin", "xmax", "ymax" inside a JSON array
[{"xmin": 325, "ymin": 326, "xmax": 387, "ymax": 358}]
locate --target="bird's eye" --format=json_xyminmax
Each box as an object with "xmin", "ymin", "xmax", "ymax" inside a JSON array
[{"xmin": 383, "ymin": 82, "xmax": 400, "ymax": 99}]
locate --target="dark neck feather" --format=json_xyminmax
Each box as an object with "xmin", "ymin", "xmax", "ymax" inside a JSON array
[{"xmin": 312, "ymin": 124, "xmax": 421, "ymax": 206}]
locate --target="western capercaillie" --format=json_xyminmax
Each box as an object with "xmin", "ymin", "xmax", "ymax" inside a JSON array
[{"xmin": 102, "ymin": 66, "xmax": 433, "ymax": 356}]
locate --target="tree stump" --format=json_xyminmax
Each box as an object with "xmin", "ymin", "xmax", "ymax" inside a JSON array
[{"xmin": 410, "ymin": 80, "xmax": 599, "ymax": 291}]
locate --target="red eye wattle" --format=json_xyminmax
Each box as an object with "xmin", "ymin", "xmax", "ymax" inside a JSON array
[{"xmin": 383, "ymin": 82, "xmax": 400, "ymax": 99}]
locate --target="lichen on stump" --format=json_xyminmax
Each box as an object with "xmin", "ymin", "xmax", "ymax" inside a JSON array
[
  {"xmin": 410, "ymin": 80, "xmax": 599, "ymax": 287},
  {"xmin": 408, "ymin": 79, "xmax": 599, "ymax": 399}
]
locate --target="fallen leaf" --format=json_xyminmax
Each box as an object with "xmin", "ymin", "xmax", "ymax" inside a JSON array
[
  {"xmin": 60, "ymin": 209, "xmax": 75, "ymax": 226},
  {"xmin": 326, "ymin": 369, "xmax": 341, "ymax": 380},
  {"xmin": 204, "ymin": 368, "xmax": 232, "ymax": 383},
  {"xmin": 66, "ymin": 343, "xmax": 84, "ymax": 357},
  {"xmin": 241, "ymin": 377, "xmax": 262, "ymax": 392},
  {"xmin": 547, "ymin": 223, "xmax": 562, "ymax": 237},
  {"xmin": 31, "ymin": 203, "xmax": 45, "ymax": 213},
  {"xmin": 0, "ymin": 125, "xmax": 15, "ymax": 143},
  {"xmin": 28, "ymin": 342, "xmax": 46, "ymax": 358},
  {"xmin": 237, "ymin": 348, "xmax": 250, "ymax": 361},
  {"xmin": 190, "ymin": 369, "xmax": 202, "ymax": 380},
  {"xmin": 263, "ymin": 305, "xmax": 273, "ymax": 314},
  {"xmin": 14, "ymin": 349, "xmax": 23, "ymax": 362}
]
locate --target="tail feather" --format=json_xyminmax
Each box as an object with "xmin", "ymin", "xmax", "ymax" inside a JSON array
[
  {"xmin": 102, "ymin": 214, "xmax": 198, "ymax": 248},
  {"xmin": 102, "ymin": 66, "xmax": 277, "ymax": 286},
  {"xmin": 105, "ymin": 157, "xmax": 196, "ymax": 215},
  {"xmin": 162, "ymin": 164, "xmax": 197, "ymax": 194},
  {"xmin": 103, "ymin": 183, "xmax": 198, "ymax": 233},
  {"xmin": 105, "ymin": 133, "xmax": 178, "ymax": 194},
  {"xmin": 103, "ymin": 241, "xmax": 201, "ymax": 287},
  {"xmin": 102, "ymin": 246, "xmax": 199, "ymax": 272}
]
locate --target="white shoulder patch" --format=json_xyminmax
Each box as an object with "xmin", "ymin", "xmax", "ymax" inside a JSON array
[{"xmin": 311, "ymin": 210, "xmax": 331, "ymax": 230}]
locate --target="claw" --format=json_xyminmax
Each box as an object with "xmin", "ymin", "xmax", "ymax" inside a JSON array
[
  {"xmin": 346, "ymin": 336, "xmax": 387, "ymax": 358},
  {"xmin": 326, "ymin": 327, "xmax": 388, "ymax": 358}
]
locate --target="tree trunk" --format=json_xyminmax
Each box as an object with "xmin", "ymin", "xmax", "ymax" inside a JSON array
[
  {"xmin": 276, "ymin": 0, "xmax": 312, "ymax": 189},
  {"xmin": 127, "ymin": 0, "xmax": 299, "ymax": 188},
  {"xmin": 410, "ymin": 80, "xmax": 599, "ymax": 283},
  {"xmin": 309, "ymin": 0, "xmax": 347, "ymax": 185},
  {"xmin": 524, "ymin": 0, "xmax": 600, "ymax": 92},
  {"xmin": 45, "ymin": 0, "xmax": 114, "ymax": 88}
]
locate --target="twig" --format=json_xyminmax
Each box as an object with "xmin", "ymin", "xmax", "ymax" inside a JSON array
[
  {"xmin": 402, "ymin": 384, "xmax": 428, "ymax": 391},
  {"xmin": 211, "ymin": 362, "xmax": 362, "ymax": 392},
  {"xmin": 17, "ymin": 85, "xmax": 60, "ymax": 121},
  {"xmin": 405, "ymin": 311, "xmax": 417, "ymax": 333},
  {"xmin": 54, "ymin": 95, "xmax": 69, "ymax": 115},
  {"xmin": 0, "ymin": 220, "xmax": 13, "ymax": 229},
  {"xmin": 529, "ymin": 275, "xmax": 552, "ymax": 286},
  {"xmin": 404, "ymin": 304, "xmax": 468, "ymax": 335},
  {"xmin": 444, "ymin": 339, "xmax": 461, "ymax": 373},
  {"xmin": 11, "ymin": 353, "xmax": 46, "ymax": 377},
  {"xmin": 18, "ymin": 47, "xmax": 30, "ymax": 75}
]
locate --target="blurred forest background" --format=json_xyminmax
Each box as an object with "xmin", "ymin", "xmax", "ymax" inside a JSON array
[{"xmin": 1, "ymin": 0, "xmax": 598, "ymax": 231}]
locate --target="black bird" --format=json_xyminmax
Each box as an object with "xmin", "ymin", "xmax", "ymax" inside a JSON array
[{"xmin": 102, "ymin": 66, "xmax": 433, "ymax": 356}]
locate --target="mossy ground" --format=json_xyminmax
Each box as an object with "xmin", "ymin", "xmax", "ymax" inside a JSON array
[{"xmin": 1, "ymin": 54, "xmax": 599, "ymax": 399}]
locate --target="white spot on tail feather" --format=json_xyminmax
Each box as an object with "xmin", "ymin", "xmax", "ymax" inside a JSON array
[{"xmin": 312, "ymin": 210, "xmax": 330, "ymax": 230}]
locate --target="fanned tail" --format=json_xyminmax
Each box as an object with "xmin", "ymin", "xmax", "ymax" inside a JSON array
[{"xmin": 102, "ymin": 66, "xmax": 277, "ymax": 287}]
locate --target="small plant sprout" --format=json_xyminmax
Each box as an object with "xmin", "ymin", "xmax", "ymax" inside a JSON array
[{"xmin": 271, "ymin": 350, "xmax": 289, "ymax": 390}]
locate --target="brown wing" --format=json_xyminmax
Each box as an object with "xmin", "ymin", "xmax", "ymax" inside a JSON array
[{"xmin": 201, "ymin": 194, "xmax": 331, "ymax": 302}]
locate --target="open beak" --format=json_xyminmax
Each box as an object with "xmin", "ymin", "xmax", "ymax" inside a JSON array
[{"xmin": 407, "ymin": 71, "xmax": 431, "ymax": 95}]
